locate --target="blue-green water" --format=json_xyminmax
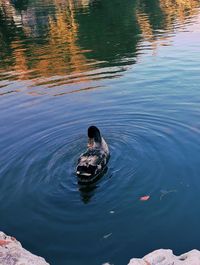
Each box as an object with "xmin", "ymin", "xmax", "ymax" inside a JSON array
[{"xmin": 1, "ymin": 0, "xmax": 200, "ymax": 264}]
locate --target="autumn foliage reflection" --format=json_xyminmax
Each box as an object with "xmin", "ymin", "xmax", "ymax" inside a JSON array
[
  {"xmin": 137, "ymin": 0, "xmax": 200, "ymax": 46},
  {"xmin": 0, "ymin": 0, "xmax": 200, "ymax": 86}
]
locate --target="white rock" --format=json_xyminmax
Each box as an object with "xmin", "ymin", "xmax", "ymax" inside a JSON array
[
  {"xmin": 128, "ymin": 249, "xmax": 200, "ymax": 265},
  {"xmin": 0, "ymin": 231, "xmax": 49, "ymax": 265}
]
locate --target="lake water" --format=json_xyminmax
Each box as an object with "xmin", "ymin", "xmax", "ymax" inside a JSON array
[{"xmin": 1, "ymin": 0, "xmax": 200, "ymax": 264}]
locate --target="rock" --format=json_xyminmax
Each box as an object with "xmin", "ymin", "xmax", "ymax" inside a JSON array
[
  {"xmin": 1, "ymin": 231, "xmax": 200, "ymax": 265},
  {"xmin": 128, "ymin": 249, "xmax": 200, "ymax": 265},
  {"xmin": 0, "ymin": 231, "xmax": 49, "ymax": 265}
]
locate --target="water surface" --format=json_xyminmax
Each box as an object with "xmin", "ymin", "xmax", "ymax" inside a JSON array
[{"xmin": 1, "ymin": 0, "xmax": 200, "ymax": 264}]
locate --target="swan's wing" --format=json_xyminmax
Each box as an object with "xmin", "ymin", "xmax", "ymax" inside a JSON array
[
  {"xmin": 78, "ymin": 153, "xmax": 102, "ymax": 166},
  {"xmin": 76, "ymin": 150, "xmax": 106, "ymax": 176}
]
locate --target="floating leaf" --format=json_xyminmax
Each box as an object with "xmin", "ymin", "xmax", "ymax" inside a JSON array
[
  {"xmin": 140, "ymin": 195, "xmax": 150, "ymax": 201},
  {"xmin": 103, "ymin": 233, "xmax": 112, "ymax": 239},
  {"xmin": 160, "ymin": 189, "xmax": 177, "ymax": 200}
]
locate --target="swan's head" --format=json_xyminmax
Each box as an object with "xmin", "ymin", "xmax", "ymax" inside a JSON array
[{"xmin": 88, "ymin": 126, "xmax": 102, "ymax": 147}]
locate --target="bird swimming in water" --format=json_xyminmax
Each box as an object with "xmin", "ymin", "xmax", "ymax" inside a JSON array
[{"xmin": 76, "ymin": 126, "xmax": 109, "ymax": 182}]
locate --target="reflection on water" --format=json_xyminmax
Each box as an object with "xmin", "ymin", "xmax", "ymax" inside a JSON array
[
  {"xmin": 79, "ymin": 183, "xmax": 98, "ymax": 203},
  {"xmin": 137, "ymin": 0, "xmax": 200, "ymax": 47},
  {"xmin": 78, "ymin": 166, "xmax": 108, "ymax": 203},
  {"xmin": 0, "ymin": 0, "xmax": 200, "ymax": 95}
]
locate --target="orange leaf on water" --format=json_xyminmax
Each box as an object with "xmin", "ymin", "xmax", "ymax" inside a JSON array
[{"xmin": 140, "ymin": 195, "xmax": 150, "ymax": 201}]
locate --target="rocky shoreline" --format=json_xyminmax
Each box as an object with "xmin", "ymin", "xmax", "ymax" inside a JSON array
[
  {"xmin": 104, "ymin": 249, "xmax": 200, "ymax": 265},
  {"xmin": 0, "ymin": 231, "xmax": 49, "ymax": 265},
  {"xmin": 1, "ymin": 231, "xmax": 200, "ymax": 265},
  {"xmin": 128, "ymin": 249, "xmax": 200, "ymax": 265}
]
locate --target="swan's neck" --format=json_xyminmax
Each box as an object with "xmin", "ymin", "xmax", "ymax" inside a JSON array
[{"xmin": 87, "ymin": 137, "xmax": 101, "ymax": 149}]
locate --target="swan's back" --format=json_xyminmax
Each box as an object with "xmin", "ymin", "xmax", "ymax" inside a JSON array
[{"xmin": 76, "ymin": 126, "xmax": 109, "ymax": 180}]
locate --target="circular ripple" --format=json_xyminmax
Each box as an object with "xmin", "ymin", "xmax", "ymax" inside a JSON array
[{"xmin": 0, "ymin": 111, "xmax": 199, "ymax": 224}]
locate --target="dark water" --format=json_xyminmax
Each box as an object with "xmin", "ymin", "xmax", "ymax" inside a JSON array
[{"xmin": 1, "ymin": 0, "xmax": 200, "ymax": 264}]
